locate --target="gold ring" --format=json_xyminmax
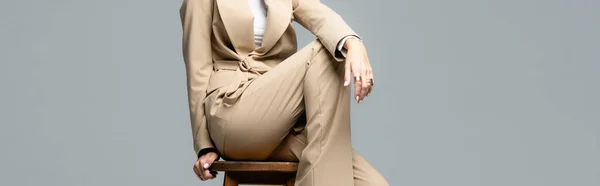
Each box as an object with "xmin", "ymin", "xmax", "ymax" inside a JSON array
[{"xmin": 354, "ymin": 75, "xmax": 362, "ymax": 82}]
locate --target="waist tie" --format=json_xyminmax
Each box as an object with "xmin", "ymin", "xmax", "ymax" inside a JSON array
[{"xmin": 214, "ymin": 56, "xmax": 271, "ymax": 107}]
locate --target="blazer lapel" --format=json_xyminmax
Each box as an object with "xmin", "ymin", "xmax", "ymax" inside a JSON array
[
  {"xmin": 216, "ymin": 0, "xmax": 255, "ymax": 55},
  {"xmin": 257, "ymin": 0, "xmax": 292, "ymax": 53}
]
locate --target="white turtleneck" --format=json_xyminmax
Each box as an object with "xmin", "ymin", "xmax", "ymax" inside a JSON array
[
  {"xmin": 248, "ymin": 0, "xmax": 268, "ymax": 48},
  {"xmin": 248, "ymin": 0, "xmax": 357, "ymax": 57}
]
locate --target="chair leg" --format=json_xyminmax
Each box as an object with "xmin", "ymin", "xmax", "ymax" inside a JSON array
[
  {"xmin": 223, "ymin": 172, "xmax": 239, "ymax": 186},
  {"xmin": 286, "ymin": 175, "xmax": 295, "ymax": 186}
]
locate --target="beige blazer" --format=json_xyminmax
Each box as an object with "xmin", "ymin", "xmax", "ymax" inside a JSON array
[{"xmin": 179, "ymin": 0, "xmax": 358, "ymax": 156}]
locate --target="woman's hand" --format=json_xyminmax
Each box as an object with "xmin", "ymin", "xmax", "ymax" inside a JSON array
[
  {"xmin": 343, "ymin": 38, "xmax": 374, "ymax": 104},
  {"xmin": 193, "ymin": 152, "xmax": 218, "ymax": 181}
]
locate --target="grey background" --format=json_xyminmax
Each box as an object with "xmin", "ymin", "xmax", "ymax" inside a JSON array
[{"xmin": 1, "ymin": 0, "xmax": 598, "ymax": 185}]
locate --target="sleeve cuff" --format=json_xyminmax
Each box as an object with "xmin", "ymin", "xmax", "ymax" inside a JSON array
[{"xmin": 335, "ymin": 35, "xmax": 361, "ymax": 58}]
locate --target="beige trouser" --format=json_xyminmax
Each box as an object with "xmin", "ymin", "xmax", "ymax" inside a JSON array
[{"xmin": 206, "ymin": 40, "xmax": 388, "ymax": 186}]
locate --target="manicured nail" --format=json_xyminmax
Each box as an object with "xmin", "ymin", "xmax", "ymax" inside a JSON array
[
  {"xmin": 203, "ymin": 163, "xmax": 209, "ymax": 169},
  {"xmin": 355, "ymin": 96, "xmax": 359, "ymax": 101},
  {"xmin": 344, "ymin": 81, "xmax": 349, "ymax": 86}
]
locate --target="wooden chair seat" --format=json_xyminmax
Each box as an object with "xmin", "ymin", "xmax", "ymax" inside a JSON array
[{"xmin": 210, "ymin": 161, "xmax": 299, "ymax": 186}]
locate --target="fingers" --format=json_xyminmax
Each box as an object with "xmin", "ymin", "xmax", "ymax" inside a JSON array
[
  {"xmin": 366, "ymin": 63, "xmax": 374, "ymax": 96},
  {"xmin": 193, "ymin": 160, "xmax": 205, "ymax": 181},
  {"xmin": 203, "ymin": 153, "xmax": 218, "ymax": 179},
  {"xmin": 344, "ymin": 60, "xmax": 351, "ymax": 87},
  {"xmin": 359, "ymin": 62, "xmax": 369, "ymax": 102},
  {"xmin": 195, "ymin": 152, "xmax": 219, "ymax": 181},
  {"xmin": 199, "ymin": 153, "xmax": 217, "ymax": 180},
  {"xmin": 199, "ymin": 156, "xmax": 215, "ymax": 180},
  {"xmin": 346, "ymin": 42, "xmax": 373, "ymax": 103},
  {"xmin": 203, "ymin": 152, "xmax": 217, "ymax": 168},
  {"xmin": 351, "ymin": 61, "xmax": 373, "ymax": 103},
  {"xmin": 363, "ymin": 49, "xmax": 374, "ymax": 97},
  {"xmin": 352, "ymin": 64, "xmax": 362, "ymax": 102}
]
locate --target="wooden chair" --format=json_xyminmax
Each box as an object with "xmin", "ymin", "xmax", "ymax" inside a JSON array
[{"xmin": 210, "ymin": 161, "xmax": 298, "ymax": 186}]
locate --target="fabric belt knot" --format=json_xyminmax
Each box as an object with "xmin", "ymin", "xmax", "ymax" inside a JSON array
[
  {"xmin": 219, "ymin": 55, "xmax": 270, "ymax": 107},
  {"xmin": 239, "ymin": 55, "xmax": 268, "ymax": 76}
]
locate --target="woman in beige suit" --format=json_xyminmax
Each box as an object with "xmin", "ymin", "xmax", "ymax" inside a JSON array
[{"xmin": 180, "ymin": 0, "xmax": 388, "ymax": 185}]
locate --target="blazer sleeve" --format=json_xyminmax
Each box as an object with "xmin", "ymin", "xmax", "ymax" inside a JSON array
[
  {"xmin": 179, "ymin": 0, "xmax": 218, "ymax": 159},
  {"xmin": 292, "ymin": 0, "xmax": 360, "ymax": 61}
]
